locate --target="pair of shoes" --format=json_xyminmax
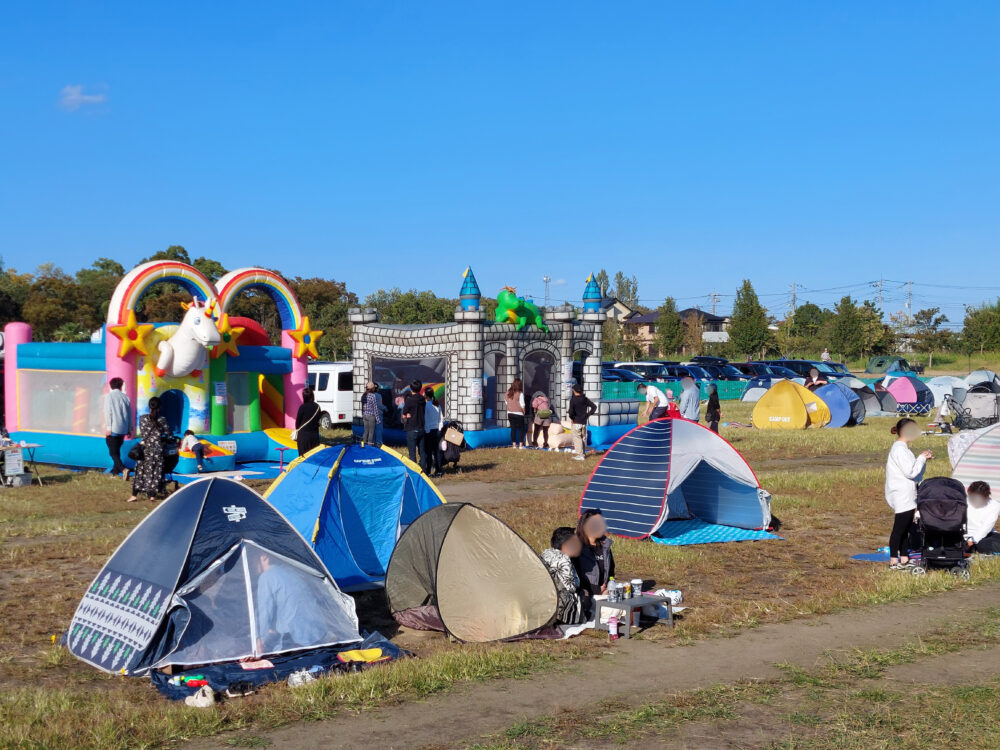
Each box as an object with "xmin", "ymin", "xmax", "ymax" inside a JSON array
[
  {"xmin": 197, "ymin": 465, "xmax": 204, "ymax": 473},
  {"xmin": 889, "ymin": 561, "xmax": 914, "ymax": 570},
  {"xmin": 184, "ymin": 685, "xmax": 216, "ymax": 707},
  {"xmin": 224, "ymin": 681, "xmax": 255, "ymax": 698},
  {"xmin": 572, "ymin": 455, "xmax": 586, "ymax": 462}
]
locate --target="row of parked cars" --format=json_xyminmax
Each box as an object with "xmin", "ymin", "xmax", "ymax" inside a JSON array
[{"xmin": 602, "ymin": 356, "xmax": 853, "ymax": 385}]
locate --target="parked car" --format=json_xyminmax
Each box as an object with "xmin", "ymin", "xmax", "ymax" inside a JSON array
[
  {"xmin": 603, "ymin": 368, "xmax": 650, "ymax": 383},
  {"xmin": 763, "ymin": 359, "xmax": 850, "ymax": 381},
  {"xmin": 690, "ymin": 355, "xmax": 729, "ymax": 366},
  {"xmin": 307, "ymin": 361, "xmax": 354, "ymax": 429},
  {"xmin": 613, "ymin": 361, "xmax": 672, "ymax": 381},
  {"xmin": 691, "ymin": 363, "xmax": 750, "ymax": 381},
  {"xmin": 732, "ymin": 362, "xmax": 800, "ymax": 380},
  {"xmin": 661, "ymin": 364, "xmax": 712, "ymax": 381}
]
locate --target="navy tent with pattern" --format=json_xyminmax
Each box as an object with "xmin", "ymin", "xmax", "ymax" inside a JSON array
[
  {"xmin": 66, "ymin": 478, "xmax": 360, "ymax": 675},
  {"xmin": 579, "ymin": 418, "xmax": 771, "ymax": 538}
]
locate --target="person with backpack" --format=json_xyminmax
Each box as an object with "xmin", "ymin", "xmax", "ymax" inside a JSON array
[
  {"xmin": 401, "ymin": 380, "xmax": 426, "ymax": 464},
  {"xmin": 505, "ymin": 378, "xmax": 526, "ymax": 449},
  {"xmin": 294, "ymin": 387, "xmax": 322, "ymax": 458},
  {"xmin": 531, "ymin": 390, "xmax": 554, "ymax": 450}
]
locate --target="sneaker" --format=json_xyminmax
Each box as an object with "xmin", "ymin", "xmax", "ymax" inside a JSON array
[
  {"xmin": 224, "ymin": 681, "xmax": 255, "ymax": 698},
  {"xmin": 572, "ymin": 455, "xmax": 586, "ymax": 462},
  {"xmin": 889, "ymin": 562, "xmax": 909, "ymax": 571},
  {"xmin": 287, "ymin": 669, "xmax": 316, "ymax": 688},
  {"xmin": 184, "ymin": 685, "xmax": 216, "ymax": 708}
]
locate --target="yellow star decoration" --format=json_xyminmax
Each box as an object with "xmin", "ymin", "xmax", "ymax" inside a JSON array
[
  {"xmin": 211, "ymin": 313, "xmax": 245, "ymax": 359},
  {"xmin": 109, "ymin": 310, "xmax": 155, "ymax": 359},
  {"xmin": 288, "ymin": 316, "xmax": 323, "ymax": 359}
]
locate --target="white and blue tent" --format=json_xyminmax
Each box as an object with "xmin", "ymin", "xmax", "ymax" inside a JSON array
[
  {"xmin": 579, "ymin": 418, "xmax": 771, "ymax": 539},
  {"xmin": 815, "ymin": 381, "xmax": 865, "ymax": 427},
  {"xmin": 265, "ymin": 444, "xmax": 445, "ymax": 591},
  {"xmin": 67, "ymin": 478, "xmax": 360, "ymax": 675}
]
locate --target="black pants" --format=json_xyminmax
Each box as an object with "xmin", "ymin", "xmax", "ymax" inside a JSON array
[
  {"xmin": 533, "ymin": 422, "xmax": 550, "ymax": 448},
  {"xmin": 976, "ymin": 531, "xmax": 1000, "ymax": 554},
  {"xmin": 190, "ymin": 442, "xmax": 205, "ymax": 468},
  {"xmin": 509, "ymin": 414, "xmax": 526, "ymax": 445},
  {"xmin": 649, "ymin": 405, "xmax": 667, "ymax": 420},
  {"xmin": 406, "ymin": 429, "xmax": 424, "ymax": 464},
  {"xmin": 708, "ymin": 420, "xmax": 719, "ymax": 433},
  {"xmin": 106, "ymin": 434, "xmax": 125, "ymax": 476},
  {"xmin": 889, "ymin": 509, "xmax": 917, "ymax": 559},
  {"xmin": 422, "ymin": 429, "xmax": 441, "ymax": 474}
]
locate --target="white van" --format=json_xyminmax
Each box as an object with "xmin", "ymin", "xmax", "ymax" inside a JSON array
[{"xmin": 306, "ymin": 362, "xmax": 354, "ymax": 429}]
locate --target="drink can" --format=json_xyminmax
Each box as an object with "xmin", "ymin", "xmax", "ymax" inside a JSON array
[
  {"xmin": 631, "ymin": 579, "xmax": 643, "ymax": 598},
  {"xmin": 623, "ymin": 582, "xmax": 631, "ymax": 599}
]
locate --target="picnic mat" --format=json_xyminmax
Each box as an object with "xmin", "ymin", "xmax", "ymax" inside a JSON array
[
  {"xmin": 851, "ymin": 552, "xmax": 923, "ymax": 562},
  {"xmin": 651, "ymin": 519, "xmax": 781, "ymax": 546}
]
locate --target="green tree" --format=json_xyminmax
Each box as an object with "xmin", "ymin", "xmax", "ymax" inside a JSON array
[
  {"xmin": 611, "ymin": 272, "xmax": 639, "ymax": 307},
  {"xmin": 364, "ymin": 288, "xmax": 456, "ymax": 324},
  {"xmin": 830, "ymin": 296, "xmax": 864, "ymax": 358},
  {"xmin": 858, "ymin": 301, "xmax": 894, "ymax": 356},
  {"xmin": 22, "ymin": 266, "xmax": 93, "ymax": 339},
  {"xmin": 291, "ymin": 277, "xmax": 358, "ymax": 360},
  {"xmin": 0, "ymin": 258, "xmax": 32, "ymax": 326},
  {"xmin": 912, "ymin": 307, "xmax": 952, "ymax": 367},
  {"xmin": 728, "ymin": 280, "xmax": 770, "ymax": 358},
  {"xmin": 653, "ymin": 298, "xmax": 683, "ymax": 357},
  {"xmin": 594, "ymin": 269, "xmax": 610, "ymax": 298},
  {"xmin": 141, "ymin": 245, "xmax": 191, "ymax": 264},
  {"xmin": 75, "ymin": 257, "xmax": 125, "ymax": 325},
  {"xmin": 192, "ymin": 257, "xmax": 227, "ymax": 283},
  {"xmin": 961, "ymin": 300, "xmax": 1000, "ymax": 353},
  {"xmin": 682, "ymin": 310, "xmax": 704, "ymax": 356}
]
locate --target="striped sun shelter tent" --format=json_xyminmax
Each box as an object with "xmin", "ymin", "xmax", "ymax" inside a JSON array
[
  {"xmin": 952, "ymin": 423, "xmax": 1000, "ymax": 488},
  {"xmin": 578, "ymin": 418, "xmax": 771, "ymax": 539}
]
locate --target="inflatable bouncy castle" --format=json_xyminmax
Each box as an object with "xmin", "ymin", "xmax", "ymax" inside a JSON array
[{"xmin": 4, "ymin": 261, "xmax": 323, "ymax": 469}]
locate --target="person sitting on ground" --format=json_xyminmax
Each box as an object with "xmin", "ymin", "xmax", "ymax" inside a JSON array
[
  {"xmin": 802, "ymin": 367, "xmax": 828, "ymax": 390},
  {"xmin": 966, "ymin": 481, "xmax": 1000, "ymax": 554},
  {"xmin": 885, "ymin": 418, "xmax": 932, "ymax": 570},
  {"xmin": 541, "ymin": 527, "xmax": 588, "ymax": 624},
  {"xmin": 575, "ymin": 509, "xmax": 615, "ymax": 599},
  {"xmin": 531, "ymin": 391, "xmax": 553, "ymax": 450},
  {"xmin": 254, "ymin": 550, "xmax": 330, "ymax": 654},
  {"xmin": 568, "ymin": 383, "xmax": 597, "ymax": 461},
  {"xmin": 179, "ymin": 429, "xmax": 205, "ymax": 473},
  {"xmin": 637, "ymin": 382, "xmax": 669, "ymax": 422}
]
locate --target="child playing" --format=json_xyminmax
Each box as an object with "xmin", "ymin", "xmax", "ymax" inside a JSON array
[
  {"xmin": 966, "ymin": 481, "xmax": 1000, "ymax": 554},
  {"xmin": 885, "ymin": 418, "xmax": 932, "ymax": 569},
  {"xmin": 541, "ymin": 527, "xmax": 587, "ymax": 625},
  {"xmin": 180, "ymin": 430, "xmax": 205, "ymax": 473}
]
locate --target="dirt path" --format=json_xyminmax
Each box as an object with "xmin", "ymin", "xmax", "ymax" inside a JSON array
[{"xmin": 196, "ymin": 582, "xmax": 1000, "ymax": 750}]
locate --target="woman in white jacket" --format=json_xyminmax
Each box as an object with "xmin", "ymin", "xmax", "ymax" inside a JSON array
[{"xmin": 885, "ymin": 418, "xmax": 932, "ymax": 570}]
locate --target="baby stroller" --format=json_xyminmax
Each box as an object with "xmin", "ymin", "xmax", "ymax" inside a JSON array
[
  {"xmin": 911, "ymin": 476, "xmax": 970, "ymax": 579},
  {"xmin": 439, "ymin": 420, "xmax": 466, "ymax": 473}
]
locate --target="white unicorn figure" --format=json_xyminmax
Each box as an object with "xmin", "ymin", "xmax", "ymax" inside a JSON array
[{"xmin": 154, "ymin": 298, "xmax": 222, "ymax": 379}]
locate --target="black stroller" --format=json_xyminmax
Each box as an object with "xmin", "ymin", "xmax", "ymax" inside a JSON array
[
  {"xmin": 911, "ymin": 476, "xmax": 970, "ymax": 579},
  {"xmin": 439, "ymin": 420, "xmax": 466, "ymax": 473}
]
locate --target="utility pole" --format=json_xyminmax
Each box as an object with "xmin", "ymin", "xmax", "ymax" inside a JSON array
[
  {"xmin": 875, "ymin": 278, "xmax": 884, "ymax": 309},
  {"xmin": 788, "ymin": 282, "xmax": 798, "ymax": 317},
  {"xmin": 542, "ymin": 275, "xmax": 551, "ymax": 308},
  {"xmin": 905, "ymin": 280, "xmax": 913, "ymax": 325},
  {"xmin": 710, "ymin": 292, "xmax": 719, "ymax": 316}
]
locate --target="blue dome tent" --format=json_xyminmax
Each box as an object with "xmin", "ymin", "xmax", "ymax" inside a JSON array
[
  {"xmin": 66, "ymin": 479, "xmax": 361, "ymax": 677},
  {"xmin": 579, "ymin": 418, "xmax": 772, "ymax": 541},
  {"xmin": 815, "ymin": 382, "xmax": 865, "ymax": 427},
  {"xmin": 265, "ymin": 444, "xmax": 445, "ymax": 591}
]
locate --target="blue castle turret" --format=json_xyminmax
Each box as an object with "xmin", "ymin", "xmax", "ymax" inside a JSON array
[
  {"xmin": 459, "ymin": 266, "xmax": 482, "ymax": 311},
  {"xmin": 582, "ymin": 273, "xmax": 602, "ymax": 312}
]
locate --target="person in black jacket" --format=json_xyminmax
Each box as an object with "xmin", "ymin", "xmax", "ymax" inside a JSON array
[
  {"xmin": 295, "ymin": 387, "xmax": 322, "ymax": 457},
  {"xmin": 568, "ymin": 384, "xmax": 597, "ymax": 461},
  {"xmin": 401, "ymin": 380, "xmax": 425, "ymax": 465},
  {"xmin": 574, "ymin": 508, "xmax": 614, "ymax": 603},
  {"xmin": 705, "ymin": 384, "xmax": 722, "ymax": 433}
]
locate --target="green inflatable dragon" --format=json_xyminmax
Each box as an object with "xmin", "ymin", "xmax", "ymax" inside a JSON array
[{"xmin": 495, "ymin": 286, "xmax": 548, "ymax": 331}]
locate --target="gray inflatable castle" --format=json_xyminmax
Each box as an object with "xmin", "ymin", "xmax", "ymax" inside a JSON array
[{"xmin": 349, "ymin": 269, "xmax": 632, "ymax": 448}]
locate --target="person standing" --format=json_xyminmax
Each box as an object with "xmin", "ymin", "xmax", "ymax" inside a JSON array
[
  {"xmin": 530, "ymin": 390, "xmax": 553, "ymax": 450},
  {"xmin": 104, "ymin": 377, "xmax": 130, "ymax": 478},
  {"xmin": 401, "ymin": 380, "xmax": 426, "ymax": 464},
  {"xmin": 820, "ymin": 348, "xmax": 832, "ymax": 362},
  {"xmin": 705, "ymin": 383, "xmax": 722, "ymax": 433},
  {"xmin": 422, "ymin": 386, "xmax": 443, "ymax": 476},
  {"xmin": 294, "ymin": 387, "xmax": 322, "ymax": 458},
  {"xmin": 361, "ymin": 381, "xmax": 383, "ymax": 447},
  {"xmin": 128, "ymin": 396, "xmax": 169, "ymax": 503},
  {"xmin": 679, "ymin": 377, "xmax": 701, "ymax": 422},
  {"xmin": 505, "ymin": 378, "xmax": 526, "ymax": 449},
  {"xmin": 885, "ymin": 418, "xmax": 932, "ymax": 569},
  {"xmin": 637, "ymin": 382, "xmax": 669, "ymax": 421},
  {"xmin": 568, "ymin": 383, "xmax": 596, "ymax": 461}
]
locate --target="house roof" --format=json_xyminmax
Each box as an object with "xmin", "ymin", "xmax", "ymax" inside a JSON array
[
  {"xmin": 679, "ymin": 307, "xmax": 729, "ymax": 325},
  {"xmin": 627, "ymin": 311, "xmax": 659, "ymax": 325}
]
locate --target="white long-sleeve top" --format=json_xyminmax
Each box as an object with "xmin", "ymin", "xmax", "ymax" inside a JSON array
[
  {"xmin": 884, "ymin": 441, "xmax": 927, "ymax": 512},
  {"xmin": 967, "ymin": 499, "xmax": 1000, "ymax": 543}
]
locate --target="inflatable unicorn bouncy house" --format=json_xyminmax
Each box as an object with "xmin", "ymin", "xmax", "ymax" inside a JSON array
[{"xmin": 4, "ymin": 261, "xmax": 323, "ymax": 470}]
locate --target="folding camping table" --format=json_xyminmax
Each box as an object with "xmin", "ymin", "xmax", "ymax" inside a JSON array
[
  {"xmin": 595, "ymin": 593, "xmax": 673, "ymax": 640},
  {"xmin": 0, "ymin": 443, "xmax": 44, "ymax": 487}
]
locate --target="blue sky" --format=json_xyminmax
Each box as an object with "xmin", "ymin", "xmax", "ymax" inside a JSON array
[{"xmin": 1, "ymin": 3, "xmax": 997, "ymax": 326}]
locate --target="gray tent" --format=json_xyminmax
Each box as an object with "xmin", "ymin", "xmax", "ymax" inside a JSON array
[
  {"xmin": 385, "ymin": 503, "xmax": 557, "ymax": 642},
  {"xmin": 875, "ymin": 389, "xmax": 899, "ymax": 414}
]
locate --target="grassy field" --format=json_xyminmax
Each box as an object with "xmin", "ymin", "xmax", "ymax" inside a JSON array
[{"xmin": 1, "ymin": 403, "xmax": 996, "ymax": 749}]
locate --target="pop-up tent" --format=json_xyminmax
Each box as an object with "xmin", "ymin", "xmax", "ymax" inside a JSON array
[
  {"xmin": 815, "ymin": 382, "xmax": 865, "ymax": 427},
  {"xmin": 839, "ymin": 377, "xmax": 883, "ymax": 415},
  {"xmin": 264, "ymin": 444, "xmax": 445, "ymax": 591},
  {"xmin": 966, "ymin": 370, "xmax": 1000, "ymax": 393},
  {"xmin": 752, "ymin": 379, "xmax": 832, "ymax": 429},
  {"xmin": 385, "ymin": 503, "xmax": 557, "ymax": 642},
  {"xmin": 741, "ymin": 376, "xmax": 778, "ymax": 403},
  {"xmin": 951, "ymin": 422, "xmax": 1000, "ymax": 486},
  {"xmin": 886, "ymin": 376, "xmax": 934, "ymax": 415},
  {"xmin": 926, "ymin": 376, "xmax": 968, "ymax": 407},
  {"xmin": 579, "ymin": 418, "xmax": 771, "ymax": 539},
  {"xmin": 67, "ymin": 478, "xmax": 361, "ymax": 676}
]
